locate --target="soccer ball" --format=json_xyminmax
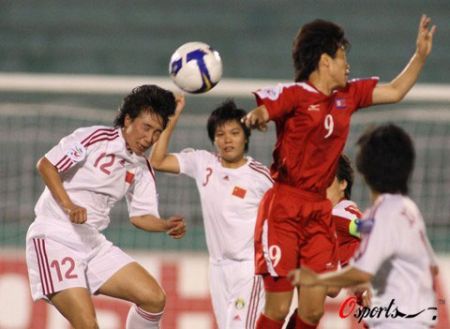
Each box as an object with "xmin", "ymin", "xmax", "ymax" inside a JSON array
[{"xmin": 169, "ymin": 42, "xmax": 222, "ymax": 94}]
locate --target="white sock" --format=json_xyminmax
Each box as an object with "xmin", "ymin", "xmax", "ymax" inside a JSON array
[{"xmin": 125, "ymin": 304, "xmax": 164, "ymax": 329}]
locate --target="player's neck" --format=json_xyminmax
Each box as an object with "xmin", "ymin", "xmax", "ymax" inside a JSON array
[
  {"xmin": 308, "ymin": 72, "xmax": 335, "ymax": 96},
  {"xmin": 221, "ymin": 156, "xmax": 247, "ymax": 169}
]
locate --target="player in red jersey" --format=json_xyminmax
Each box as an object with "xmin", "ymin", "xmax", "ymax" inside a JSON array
[{"xmin": 242, "ymin": 15, "xmax": 436, "ymax": 329}]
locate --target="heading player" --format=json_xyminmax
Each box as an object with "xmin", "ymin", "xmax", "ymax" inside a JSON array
[
  {"xmin": 290, "ymin": 124, "xmax": 439, "ymax": 329},
  {"xmin": 150, "ymin": 98, "xmax": 272, "ymax": 329},
  {"xmin": 242, "ymin": 15, "xmax": 436, "ymax": 329},
  {"xmin": 26, "ymin": 85, "xmax": 186, "ymax": 329}
]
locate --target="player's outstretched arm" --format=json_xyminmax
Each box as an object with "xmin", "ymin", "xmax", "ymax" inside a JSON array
[
  {"xmin": 242, "ymin": 105, "xmax": 269, "ymax": 131},
  {"xmin": 130, "ymin": 214, "xmax": 186, "ymax": 239},
  {"xmin": 372, "ymin": 15, "xmax": 436, "ymax": 105},
  {"xmin": 36, "ymin": 156, "xmax": 87, "ymax": 224},
  {"xmin": 289, "ymin": 266, "xmax": 373, "ymax": 288},
  {"xmin": 149, "ymin": 94, "xmax": 184, "ymax": 173}
]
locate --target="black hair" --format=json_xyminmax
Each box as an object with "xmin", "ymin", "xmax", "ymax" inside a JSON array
[
  {"xmin": 356, "ymin": 124, "xmax": 415, "ymax": 195},
  {"xmin": 206, "ymin": 100, "xmax": 251, "ymax": 152},
  {"xmin": 113, "ymin": 85, "xmax": 176, "ymax": 129},
  {"xmin": 292, "ymin": 19, "xmax": 350, "ymax": 82},
  {"xmin": 336, "ymin": 154, "xmax": 354, "ymax": 200}
]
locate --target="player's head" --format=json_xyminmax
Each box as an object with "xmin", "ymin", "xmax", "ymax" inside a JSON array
[
  {"xmin": 292, "ymin": 19, "xmax": 350, "ymax": 85},
  {"xmin": 327, "ymin": 154, "xmax": 354, "ymax": 206},
  {"xmin": 356, "ymin": 124, "xmax": 415, "ymax": 195},
  {"xmin": 114, "ymin": 85, "xmax": 176, "ymax": 155},
  {"xmin": 207, "ymin": 100, "xmax": 251, "ymax": 165}
]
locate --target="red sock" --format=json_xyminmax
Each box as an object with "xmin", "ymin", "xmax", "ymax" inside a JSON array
[
  {"xmin": 255, "ymin": 313, "xmax": 284, "ymax": 329},
  {"xmin": 285, "ymin": 308, "xmax": 297, "ymax": 329},
  {"xmin": 297, "ymin": 315, "xmax": 317, "ymax": 329}
]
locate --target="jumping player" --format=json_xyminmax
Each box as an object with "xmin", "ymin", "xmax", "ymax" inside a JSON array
[
  {"xmin": 290, "ymin": 124, "xmax": 439, "ymax": 329},
  {"xmin": 25, "ymin": 85, "xmax": 186, "ymax": 329},
  {"xmin": 242, "ymin": 15, "xmax": 436, "ymax": 328},
  {"xmin": 150, "ymin": 98, "xmax": 272, "ymax": 329}
]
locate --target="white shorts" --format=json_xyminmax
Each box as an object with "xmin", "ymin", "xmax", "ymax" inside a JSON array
[
  {"xmin": 26, "ymin": 221, "xmax": 134, "ymax": 301},
  {"xmin": 209, "ymin": 259, "xmax": 264, "ymax": 329}
]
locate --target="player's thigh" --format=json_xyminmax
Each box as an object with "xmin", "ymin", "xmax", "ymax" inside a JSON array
[
  {"xmin": 225, "ymin": 267, "xmax": 264, "ymax": 329},
  {"xmin": 26, "ymin": 235, "xmax": 88, "ymax": 301},
  {"xmin": 209, "ymin": 263, "xmax": 228, "ymax": 329},
  {"xmin": 97, "ymin": 261, "xmax": 165, "ymax": 307},
  {"xmin": 49, "ymin": 287, "xmax": 97, "ymax": 328}
]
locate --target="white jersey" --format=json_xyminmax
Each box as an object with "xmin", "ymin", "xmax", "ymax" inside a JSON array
[
  {"xmin": 352, "ymin": 194, "xmax": 437, "ymax": 327},
  {"xmin": 34, "ymin": 125, "xmax": 159, "ymax": 233},
  {"xmin": 175, "ymin": 149, "xmax": 273, "ymax": 263}
]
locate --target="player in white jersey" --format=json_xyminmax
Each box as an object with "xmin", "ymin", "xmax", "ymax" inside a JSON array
[
  {"xmin": 150, "ymin": 98, "xmax": 273, "ymax": 329},
  {"xmin": 25, "ymin": 85, "xmax": 186, "ymax": 329},
  {"xmin": 289, "ymin": 124, "xmax": 438, "ymax": 329}
]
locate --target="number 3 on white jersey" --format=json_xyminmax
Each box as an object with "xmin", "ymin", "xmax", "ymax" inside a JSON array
[{"xmin": 324, "ymin": 114, "xmax": 334, "ymax": 138}]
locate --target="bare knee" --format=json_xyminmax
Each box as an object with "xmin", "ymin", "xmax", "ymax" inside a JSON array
[
  {"xmin": 264, "ymin": 301, "xmax": 292, "ymax": 321},
  {"xmin": 135, "ymin": 285, "xmax": 166, "ymax": 312},
  {"xmin": 300, "ymin": 308, "xmax": 324, "ymax": 324},
  {"xmin": 72, "ymin": 313, "xmax": 99, "ymax": 329},
  {"xmin": 327, "ymin": 286, "xmax": 341, "ymax": 298}
]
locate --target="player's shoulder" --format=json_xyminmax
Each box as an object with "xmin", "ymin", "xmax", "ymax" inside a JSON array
[
  {"xmin": 255, "ymin": 82, "xmax": 318, "ymax": 100},
  {"xmin": 247, "ymin": 157, "xmax": 273, "ymax": 184}
]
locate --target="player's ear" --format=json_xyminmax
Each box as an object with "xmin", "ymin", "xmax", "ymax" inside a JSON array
[
  {"xmin": 339, "ymin": 179, "xmax": 348, "ymax": 193},
  {"xmin": 320, "ymin": 53, "xmax": 331, "ymax": 68},
  {"xmin": 124, "ymin": 114, "xmax": 132, "ymax": 128}
]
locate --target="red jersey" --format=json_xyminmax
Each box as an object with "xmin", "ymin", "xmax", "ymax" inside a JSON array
[{"xmin": 254, "ymin": 78, "xmax": 378, "ymax": 194}]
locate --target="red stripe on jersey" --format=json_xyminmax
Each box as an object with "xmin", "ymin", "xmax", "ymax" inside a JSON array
[
  {"xmin": 81, "ymin": 128, "xmax": 116, "ymax": 145},
  {"xmin": 248, "ymin": 163, "xmax": 274, "ymax": 183},
  {"xmin": 59, "ymin": 158, "xmax": 74, "ymax": 172},
  {"xmin": 55, "ymin": 155, "xmax": 68, "ymax": 168},
  {"xmin": 56, "ymin": 156, "xmax": 71, "ymax": 171},
  {"xmin": 84, "ymin": 132, "xmax": 119, "ymax": 147}
]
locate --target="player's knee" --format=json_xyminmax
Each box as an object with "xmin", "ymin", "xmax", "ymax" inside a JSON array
[
  {"xmin": 136, "ymin": 285, "xmax": 166, "ymax": 312},
  {"xmin": 265, "ymin": 302, "xmax": 291, "ymax": 321},
  {"xmin": 73, "ymin": 314, "xmax": 99, "ymax": 329},
  {"xmin": 302, "ymin": 309, "xmax": 324, "ymax": 324}
]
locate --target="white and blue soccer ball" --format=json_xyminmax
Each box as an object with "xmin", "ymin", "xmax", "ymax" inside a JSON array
[{"xmin": 169, "ymin": 41, "xmax": 223, "ymax": 94}]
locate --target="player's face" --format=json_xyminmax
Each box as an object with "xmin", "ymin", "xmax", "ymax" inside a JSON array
[
  {"xmin": 326, "ymin": 176, "xmax": 347, "ymax": 207},
  {"xmin": 122, "ymin": 111, "xmax": 164, "ymax": 155},
  {"xmin": 329, "ymin": 47, "xmax": 350, "ymax": 89},
  {"xmin": 214, "ymin": 120, "xmax": 247, "ymax": 168}
]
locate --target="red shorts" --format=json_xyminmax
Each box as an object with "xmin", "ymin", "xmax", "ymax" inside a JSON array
[{"xmin": 254, "ymin": 184, "xmax": 338, "ymax": 285}]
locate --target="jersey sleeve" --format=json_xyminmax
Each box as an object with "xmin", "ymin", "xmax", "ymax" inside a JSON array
[
  {"xmin": 348, "ymin": 77, "xmax": 379, "ymax": 113},
  {"xmin": 173, "ymin": 148, "xmax": 206, "ymax": 179},
  {"xmin": 45, "ymin": 126, "xmax": 114, "ymax": 173},
  {"xmin": 351, "ymin": 206, "xmax": 396, "ymax": 275},
  {"xmin": 126, "ymin": 161, "xmax": 160, "ymax": 218},
  {"xmin": 253, "ymin": 83, "xmax": 299, "ymax": 121}
]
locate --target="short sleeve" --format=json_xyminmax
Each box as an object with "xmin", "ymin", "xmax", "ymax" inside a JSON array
[
  {"xmin": 347, "ymin": 78, "xmax": 379, "ymax": 113},
  {"xmin": 352, "ymin": 206, "xmax": 396, "ymax": 275},
  {"xmin": 126, "ymin": 163, "xmax": 160, "ymax": 218},
  {"xmin": 46, "ymin": 126, "xmax": 116, "ymax": 173},
  {"xmin": 173, "ymin": 148, "xmax": 206, "ymax": 179},
  {"xmin": 253, "ymin": 83, "xmax": 299, "ymax": 121}
]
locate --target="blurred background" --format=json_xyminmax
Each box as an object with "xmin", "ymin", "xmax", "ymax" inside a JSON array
[{"xmin": 0, "ymin": 1, "xmax": 449, "ymax": 328}]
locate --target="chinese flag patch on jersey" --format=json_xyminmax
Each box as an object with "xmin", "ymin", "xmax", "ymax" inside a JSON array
[
  {"xmin": 232, "ymin": 186, "xmax": 247, "ymax": 199},
  {"xmin": 125, "ymin": 171, "xmax": 135, "ymax": 184}
]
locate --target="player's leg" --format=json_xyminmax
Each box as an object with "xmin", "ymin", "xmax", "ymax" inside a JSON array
[
  {"xmin": 223, "ymin": 261, "xmax": 264, "ymax": 329},
  {"xmin": 209, "ymin": 262, "xmax": 228, "ymax": 329},
  {"xmin": 49, "ymin": 288, "xmax": 99, "ymax": 329},
  {"xmin": 296, "ymin": 199, "xmax": 338, "ymax": 328},
  {"xmin": 97, "ymin": 261, "xmax": 165, "ymax": 329}
]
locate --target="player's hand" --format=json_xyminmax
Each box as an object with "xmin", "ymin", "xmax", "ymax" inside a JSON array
[
  {"xmin": 416, "ymin": 15, "xmax": 436, "ymax": 60},
  {"xmin": 166, "ymin": 216, "xmax": 186, "ymax": 239},
  {"xmin": 174, "ymin": 93, "xmax": 186, "ymax": 117},
  {"xmin": 288, "ymin": 267, "xmax": 318, "ymax": 287},
  {"xmin": 63, "ymin": 203, "xmax": 87, "ymax": 224},
  {"xmin": 241, "ymin": 106, "xmax": 269, "ymax": 131}
]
